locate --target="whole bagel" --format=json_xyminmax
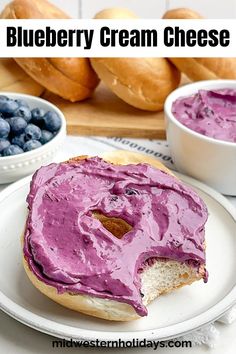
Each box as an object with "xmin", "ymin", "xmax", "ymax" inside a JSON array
[
  {"xmin": 90, "ymin": 8, "xmax": 180, "ymax": 111},
  {"xmin": 0, "ymin": 0, "xmax": 99, "ymax": 102},
  {"xmin": 163, "ymin": 8, "xmax": 236, "ymax": 81}
]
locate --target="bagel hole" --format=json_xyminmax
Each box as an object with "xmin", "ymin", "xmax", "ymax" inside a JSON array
[{"xmin": 92, "ymin": 212, "xmax": 132, "ymax": 239}]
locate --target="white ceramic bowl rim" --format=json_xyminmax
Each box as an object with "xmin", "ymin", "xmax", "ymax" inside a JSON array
[
  {"xmin": 164, "ymin": 79, "xmax": 236, "ymax": 148},
  {"xmin": 0, "ymin": 92, "xmax": 66, "ymax": 161}
]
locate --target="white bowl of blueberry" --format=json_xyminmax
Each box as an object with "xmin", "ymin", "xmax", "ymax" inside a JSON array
[{"xmin": 0, "ymin": 92, "xmax": 66, "ymax": 184}]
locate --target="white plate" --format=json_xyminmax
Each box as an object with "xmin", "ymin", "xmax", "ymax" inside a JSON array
[{"xmin": 0, "ymin": 174, "xmax": 235, "ymax": 342}]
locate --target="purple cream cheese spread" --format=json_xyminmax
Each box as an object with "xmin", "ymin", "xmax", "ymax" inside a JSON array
[
  {"xmin": 23, "ymin": 157, "xmax": 208, "ymax": 316},
  {"xmin": 172, "ymin": 89, "xmax": 236, "ymax": 143}
]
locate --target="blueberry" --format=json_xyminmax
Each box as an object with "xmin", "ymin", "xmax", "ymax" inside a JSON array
[
  {"xmin": 31, "ymin": 108, "xmax": 45, "ymax": 126},
  {"xmin": 14, "ymin": 99, "xmax": 29, "ymax": 108},
  {"xmin": 11, "ymin": 133, "xmax": 26, "ymax": 148},
  {"xmin": 0, "ymin": 118, "xmax": 10, "ymax": 138},
  {"xmin": 0, "ymin": 138, "xmax": 10, "ymax": 153},
  {"xmin": 25, "ymin": 124, "xmax": 42, "ymax": 141},
  {"xmin": 14, "ymin": 106, "xmax": 32, "ymax": 123},
  {"xmin": 43, "ymin": 111, "xmax": 61, "ymax": 132},
  {"xmin": 2, "ymin": 144, "xmax": 23, "ymax": 156},
  {"xmin": 8, "ymin": 117, "xmax": 27, "ymax": 135},
  {"xmin": 40, "ymin": 130, "xmax": 53, "ymax": 144},
  {"xmin": 125, "ymin": 188, "xmax": 139, "ymax": 195},
  {"xmin": 4, "ymin": 118, "xmax": 11, "ymax": 125},
  {"xmin": 0, "ymin": 100, "xmax": 19, "ymax": 117},
  {"xmin": 23, "ymin": 140, "xmax": 42, "ymax": 152}
]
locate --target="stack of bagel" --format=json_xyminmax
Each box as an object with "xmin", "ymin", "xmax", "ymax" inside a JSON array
[
  {"xmin": 1, "ymin": 0, "xmax": 236, "ymax": 111},
  {"xmin": 0, "ymin": 0, "xmax": 99, "ymax": 102}
]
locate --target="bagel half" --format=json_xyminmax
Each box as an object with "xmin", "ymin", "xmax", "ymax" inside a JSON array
[
  {"xmin": 22, "ymin": 151, "xmax": 207, "ymax": 321},
  {"xmin": 0, "ymin": 0, "xmax": 99, "ymax": 102},
  {"xmin": 163, "ymin": 8, "xmax": 236, "ymax": 81},
  {"xmin": 90, "ymin": 8, "xmax": 180, "ymax": 111}
]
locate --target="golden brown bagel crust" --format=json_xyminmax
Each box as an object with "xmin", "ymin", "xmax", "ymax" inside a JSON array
[
  {"xmin": 0, "ymin": 0, "xmax": 70, "ymax": 19},
  {"xmin": 91, "ymin": 57, "xmax": 180, "ymax": 111},
  {"xmin": 22, "ymin": 151, "xmax": 205, "ymax": 321},
  {"xmin": 90, "ymin": 8, "xmax": 180, "ymax": 111},
  {"xmin": 163, "ymin": 8, "xmax": 203, "ymax": 19},
  {"xmin": 0, "ymin": 0, "xmax": 99, "ymax": 102},
  {"xmin": 162, "ymin": 8, "xmax": 236, "ymax": 81},
  {"xmin": 94, "ymin": 7, "xmax": 138, "ymax": 19}
]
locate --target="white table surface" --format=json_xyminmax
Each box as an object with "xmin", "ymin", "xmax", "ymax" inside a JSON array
[{"xmin": 0, "ymin": 136, "xmax": 235, "ymax": 354}]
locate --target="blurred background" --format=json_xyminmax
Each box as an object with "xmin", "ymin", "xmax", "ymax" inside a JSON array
[{"xmin": 0, "ymin": 0, "xmax": 235, "ymax": 18}]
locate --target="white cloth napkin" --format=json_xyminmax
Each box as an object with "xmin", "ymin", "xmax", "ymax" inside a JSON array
[
  {"xmin": 177, "ymin": 304, "xmax": 236, "ymax": 347},
  {"xmin": 59, "ymin": 135, "xmax": 236, "ymax": 348}
]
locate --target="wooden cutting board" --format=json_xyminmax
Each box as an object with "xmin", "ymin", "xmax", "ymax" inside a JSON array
[
  {"xmin": 0, "ymin": 59, "xmax": 44, "ymax": 96},
  {"xmin": 43, "ymin": 83, "xmax": 166, "ymax": 139}
]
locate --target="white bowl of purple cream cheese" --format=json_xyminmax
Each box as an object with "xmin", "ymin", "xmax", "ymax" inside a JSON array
[{"xmin": 164, "ymin": 80, "xmax": 236, "ymax": 195}]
